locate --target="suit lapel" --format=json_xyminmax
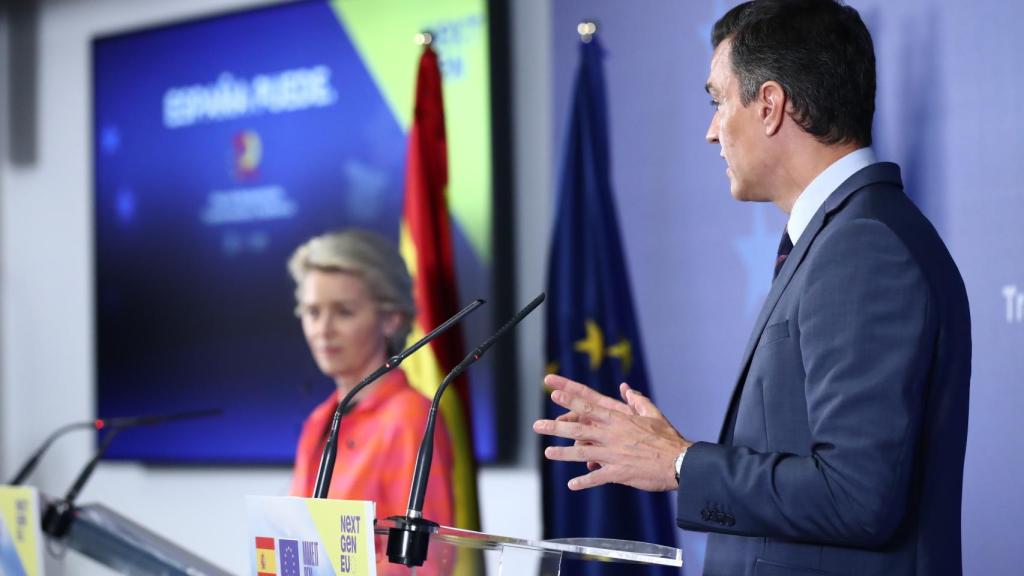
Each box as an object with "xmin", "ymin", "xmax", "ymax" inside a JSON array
[{"xmin": 717, "ymin": 162, "xmax": 903, "ymax": 443}]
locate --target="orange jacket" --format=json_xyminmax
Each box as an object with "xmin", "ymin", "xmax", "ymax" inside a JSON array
[{"xmin": 289, "ymin": 369, "xmax": 455, "ymax": 528}]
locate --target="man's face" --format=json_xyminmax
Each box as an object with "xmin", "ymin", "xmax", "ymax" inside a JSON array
[{"xmin": 705, "ymin": 40, "xmax": 772, "ymax": 202}]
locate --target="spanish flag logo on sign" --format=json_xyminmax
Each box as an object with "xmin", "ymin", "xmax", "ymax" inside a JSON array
[{"xmin": 255, "ymin": 536, "xmax": 276, "ymax": 576}]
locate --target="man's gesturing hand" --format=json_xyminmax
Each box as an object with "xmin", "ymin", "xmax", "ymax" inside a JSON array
[{"xmin": 534, "ymin": 374, "xmax": 692, "ymax": 492}]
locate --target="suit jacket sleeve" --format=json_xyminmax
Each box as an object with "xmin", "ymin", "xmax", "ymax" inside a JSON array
[{"xmin": 676, "ymin": 218, "xmax": 934, "ymax": 547}]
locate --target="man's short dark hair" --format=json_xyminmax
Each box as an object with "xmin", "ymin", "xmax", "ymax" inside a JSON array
[{"xmin": 712, "ymin": 0, "xmax": 876, "ymax": 147}]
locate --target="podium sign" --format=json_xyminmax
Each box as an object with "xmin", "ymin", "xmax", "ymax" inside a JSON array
[
  {"xmin": 248, "ymin": 496, "xmax": 680, "ymax": 575},
  {"xmin": 0, "ymin": 486, "xmax": 45, "ymax": 576},
  {"xmin": 246, "ymin": 496, "xmax": 376, "ymax": 576}
]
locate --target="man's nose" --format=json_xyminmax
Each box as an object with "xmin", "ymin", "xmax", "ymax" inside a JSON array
[{"xmin": 705, "ymin": 114, "xmax": 719, "ymax": 144}]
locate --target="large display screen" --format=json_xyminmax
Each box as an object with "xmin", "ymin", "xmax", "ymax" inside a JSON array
[{"xmin": 93, "ymin": 0, "xmax": 507, "ymax": 464}]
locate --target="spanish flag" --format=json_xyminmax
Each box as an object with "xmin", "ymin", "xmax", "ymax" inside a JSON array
[
  {"xmin": 398, "ymin": 43, "xmax": 481, "ymax": 541},
  {"xmin": 254, "ymin": 536, "xmax": 276, "ymax": 576}
]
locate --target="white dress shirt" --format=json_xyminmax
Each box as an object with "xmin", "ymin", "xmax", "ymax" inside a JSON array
[{"xmin": 787, "ymin": 147, "xmax": 877, "ymax": 244}]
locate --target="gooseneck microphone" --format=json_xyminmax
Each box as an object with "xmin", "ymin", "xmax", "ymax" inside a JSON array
[
  {"xmin": 387, "ymin": 292, "xmax": 546, "ymax": 567},
  {"xmin": 40, "ymin": 408, "xmax": 222, "ymax": 538},
  {"xmin": 9, "ymin": 421, "xmax": 97, "ymax": 486},
  {"xmin": 42, "ymin": 428, "xmax": 122, "ymax": 538},
  {"xmin": 311, "ymin": 298, "xmax": 485, "ymax": 499},
  {"xmin": 8, "ymin": 408, "xmax": 223, "ymax": 486},
  {"xmin": 101, "ymin": 408, "xmax": 223, "ymax": 429}
]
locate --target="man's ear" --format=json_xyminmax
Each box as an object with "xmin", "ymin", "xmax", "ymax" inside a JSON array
[{"xmin": 759, "ymin": 81, "xmax": 787, "ymax": 137}]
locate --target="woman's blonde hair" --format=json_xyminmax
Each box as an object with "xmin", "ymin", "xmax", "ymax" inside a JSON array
[{"xmin": 288, "ymin": 229, "xmax": 415, "ymax": 355}]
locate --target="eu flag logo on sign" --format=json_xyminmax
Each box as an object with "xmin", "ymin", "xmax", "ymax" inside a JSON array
[
  {"xmin": 279, "ymin": 538, "xmax": 300, "ymax": 576},
  {"xmin": 542, "ymin": 35, "xmax": 678, "ymax": 576}
]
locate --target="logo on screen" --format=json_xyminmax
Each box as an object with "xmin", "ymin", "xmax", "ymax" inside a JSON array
[{"xmin": 234, "ymin": 130, "xmax": 262, "ymax": 181}]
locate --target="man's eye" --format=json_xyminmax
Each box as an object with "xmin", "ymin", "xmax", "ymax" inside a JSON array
[{"xmin": 710, "ymin": 99, "xmax": 720, "ymax": 110}]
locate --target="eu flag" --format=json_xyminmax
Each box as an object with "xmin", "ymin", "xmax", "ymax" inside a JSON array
[{"xmin": 542, "ymin": 35, "xmax": 679, "ymax": 575}]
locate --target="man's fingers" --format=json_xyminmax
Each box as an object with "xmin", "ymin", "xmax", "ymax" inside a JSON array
[
  {"xmin": 545, "ymin": 374, "xmax": 633, "ymax": 416},
  {"xmin": 542, "ymin": 442, "xmax": 605, "ymax": 463},
  {"xmin": 619, "ymin": 382, "xmax": 633, "ymax": 403},
  {"xmin": 567, "ymin": 466, "xmax": 613, "ymax": 491},
  {"xmin": 549, "ymin": 389, "xmax": 629, "ymax": 424},
  {"xmin": 621, "ymin": 382, "xmax": 664, "ymax": 419},
  {"xmin": 533, "ymin": 419, "xmax": 605, "ymax": 443},
  {"xmin": 556, "ymin": 412, "xmax": 598, "ymax": 428}
]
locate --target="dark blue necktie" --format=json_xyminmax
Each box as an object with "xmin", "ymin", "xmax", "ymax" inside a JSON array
[{"xmin": 774, "ymin": 229, "xmax": 793, "ymax": 280}]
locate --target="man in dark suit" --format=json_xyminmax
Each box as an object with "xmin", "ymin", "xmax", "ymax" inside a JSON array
[{"xmin": 534, "ymin": 1, "xmax": 971, "ymax": 575}]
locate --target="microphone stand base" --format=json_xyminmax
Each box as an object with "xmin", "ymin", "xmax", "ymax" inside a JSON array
[
  {"xmin": 42, "ymin": 500, "xmax": 75, "ymax": 539},
  {"xmin": 385, "ymin": 515, "xmax": 439, "ymax": 567}
]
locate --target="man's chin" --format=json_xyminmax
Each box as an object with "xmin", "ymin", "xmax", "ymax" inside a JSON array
[
  {"xmin": 729, "ymin": 183, "xmax": 750, "ymax": 202},
  {"xmin": 729, "ymin": 183, "xmax": 770, "ymax": 203}
]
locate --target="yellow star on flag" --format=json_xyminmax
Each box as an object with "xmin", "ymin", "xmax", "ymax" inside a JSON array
[
  {"xmin": 574, "ymin": 319, "xmax": 605, "ymax": 371},
  {"xmin": 607, "ymin": 338, "xmax": 633, "ymax": 375}
]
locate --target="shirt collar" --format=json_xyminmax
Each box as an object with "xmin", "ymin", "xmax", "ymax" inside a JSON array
[
  {"xmin": 314, "ymin": 368, "xmax": 409, "ymax": 425},
  {"xmin": 787, "ymin": 147, "xmax": 876, "ymax": 244}
]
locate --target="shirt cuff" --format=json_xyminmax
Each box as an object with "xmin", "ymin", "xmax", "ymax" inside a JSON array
[{"xmin": 674, "ymin": 449, "xmax": 688, "ymax": 487}]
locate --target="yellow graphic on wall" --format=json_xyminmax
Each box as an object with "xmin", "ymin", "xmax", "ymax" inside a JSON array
[{"xmin": 329, "ymin": 0, "xmax": 493, "ymax": 264}]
